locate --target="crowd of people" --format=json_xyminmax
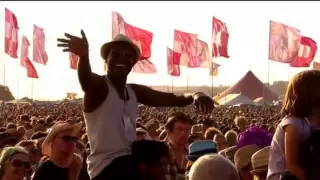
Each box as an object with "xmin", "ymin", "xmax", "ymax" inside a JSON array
[
  {"xmin": 0, "ymin": 30, "xmax": 319, "ymax": 180},
  {"xmin": 0, "ymin": 101, "xmax": 279, "ymax": 180}
]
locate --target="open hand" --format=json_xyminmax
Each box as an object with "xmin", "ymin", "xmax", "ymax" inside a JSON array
[
  {"xmin": 193, "ymin": 92, "xmax": 215, "ymax": 114},
  {"xmin": 57, "ymin": 30, "xmax": 89, "ymax": 57}
]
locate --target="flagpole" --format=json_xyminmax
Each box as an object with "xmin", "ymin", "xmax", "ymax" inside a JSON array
[
  {"xmin": 186, "ymin": 75, "xmax": 189, "ymax": 92},
  {"xmin": 172, "ymin": 32, "xmax": 175, "ymax": 93},
  {"xmin": 2, "ymin": 64, "xmax": 5, "ymax": 86},
  {"xmin": 265, "ymin": 21, "xmax": 271, "ymax": 105},
  {"xmin": 31, "ymin": 79, "xmax": 34, "ymax": 100}
]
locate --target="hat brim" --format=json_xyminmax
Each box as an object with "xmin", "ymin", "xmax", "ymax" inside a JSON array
[
  {"xmin": 100, "ymin": 40, "xmax": 141, "ymax": 61},
  {"xmin": 187, "ymin": 154, "xmax": 201, "ymax": 161},
  {"xmin": 250, "ymin": 167, "xmax": 268, "ymax": 175},
  {"xmin": 42, "ymin": 122, "xmax": 82, "ymax": 157}
]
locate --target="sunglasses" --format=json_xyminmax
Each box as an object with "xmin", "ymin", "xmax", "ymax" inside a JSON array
[
  {"xmin": 12, "ymin": 159, "xmax": 30, "ymax": 169},
  {"xmin": 57, "ymin": 135, "xmax": 79, "ymax": 142}
]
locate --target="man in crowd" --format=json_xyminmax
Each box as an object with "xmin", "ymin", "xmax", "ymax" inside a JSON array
[{"xmin": 57, "ymin": 31, "xmax": 214, "ymax": 180}]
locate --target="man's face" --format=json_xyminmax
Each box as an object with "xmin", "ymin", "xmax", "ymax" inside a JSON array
[
  {"xmin": 106, "ymin": 42, "xmax": 137, "ymax": 77},
  {"xmin": 169, "ymin": 121, "xmax": 192, "ymax": 146}
]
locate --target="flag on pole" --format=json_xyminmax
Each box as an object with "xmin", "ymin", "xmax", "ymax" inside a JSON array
[
  {"xmin": 20, "ymin": 35, "xmax": 30, "ymax": 68},
  {"xmin": 268, "ymin": 21, "xmax": 301, "ymax": 63},
  {"xmin": 25, "ymin": 59, "xmax": 38, "ymax": 78},
  {"xmin": 33, "ymin": 24, "xmax": 48, "ymax": 65},
  {"xmin": 167, "ymin": 48, "xmax": 181, "ymax": 76},
  {"xmin": 212, "ymin": 17, "xmax": 229, "ymax": 58},
  {"xmin": 5, "ymin": 8, "xmax": 19, "ymax": 59},
  {"xmin": 290, "ymin": 36, "xmax": 317, "ymax": 67}
]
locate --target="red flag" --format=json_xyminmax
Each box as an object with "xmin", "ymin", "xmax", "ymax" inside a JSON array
[
  {"xmin": 132, "ymin": 60, "xmax": 157, "ymax": 74},
  {"xmin": 210, "ymin": 62, "xmax": 220, "ymax": 76},
  {"xmin": 269, "ymin": 21, "xmax": 301, "ymax": 63},
  {"xmin": 290, "ymin": 36, "xmax": 317, "ymax": 67},
  {"xmin": 20, "ymin": 36, "xmax": 30, "ymax": 68},
  {"xmin": 174, "ymin": 30, "xmax": 198, "ymax": 67},
  {"xmin": 112, "ymin": 12, "xmax": 156, "ymax": 73},
  {"xmin": 212, "ymin": 17, "xmax": 229, "ymax": 58},
  {"xmin": 33, "ymin": 24, "xmax": 48, "ymax": 65},
  {"xmin": 69, "ymin": 52, "xmax": 79, "ymax": 70},
  {"xmin": 25, "ymin": 59, "xmax": 38, "ymax": 78},
  {"xmin": 167, "ymin": 48, "xmax": 181, "ymax": 76},
  {"xmin": 5, "ymin": 8, "xmax": 19, "ymax": 59}
]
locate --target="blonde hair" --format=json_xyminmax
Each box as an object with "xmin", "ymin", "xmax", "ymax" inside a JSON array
[
  {"xmin": 189, "ymin": 154, "xmax": 240, "ymax": 180},
  {"xmin": 0, "ymin": 146, "xmax": 29, "ymax": 176},
  {"xmin": 234, "ymin": 116, "xmax": 247, "ymax": 126},
  {"xmin": 225, "ymin": 130, "xmax": 238, "ymax": 147}
]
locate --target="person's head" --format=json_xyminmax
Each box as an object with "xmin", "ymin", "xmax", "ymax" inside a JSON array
[
  {"xmin": 30, "ymin": 131, "xmax": 47, "ymax": 150},
  {"xmin": 250, "ymin": 146, "xmax": 270, "ymax": 180},
  {"xmin": 282, "ymin": 70, "xmax": 320, "ymax": 125},
  {"xmin": 204, "ymin": 127, "xmax": 222, "ymax": 140},
  {"xmin": 213, "ymin": 134, "xmax": 228, "ymax": 152},
  {"xmin": 42, "ymin": 122, "xmax": 82, "ymax": 158},
  {"xmin": 16, "ymin": 140, "xmax": 41, "ymax": 165},
  {"xmin": 132, "ymin": 140, "xmax": 170, "ymax": 180},
  {"xmin": 188, "ymin": 154, "xmax": 240, "ymax": 180},
  {"xmin": 165, "ymin": 112, "xmax": 193, "ymax": 146},
  {"xmin": 234, "ymin": 116, "xmax": 248, "ymax": 132},
  {"xmin": 234, "ymin": 145, "xmax": 260, "ymax": 180},
  {"xmin": 225, "ymin": 130, "xmax": 238, "ymax": 147},
  {"xmin": 0, "ymin": 146, "xmax": 30, "ymax": 180},
  {"xmin": 136, "ymin": 128, "xmax": 149, "ymax": 140},
  {"xmin": 100, "ymin": 34, "xmax": 140, "ymax": 78}
]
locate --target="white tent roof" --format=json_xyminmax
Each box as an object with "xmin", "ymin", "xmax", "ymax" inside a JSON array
[{"xmin": 218, "ymin": 94, "xmax": 254, "ymax": 106}]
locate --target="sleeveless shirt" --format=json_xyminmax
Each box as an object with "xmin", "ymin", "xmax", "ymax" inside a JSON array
[{"xmin": 83, "ymin": 76, "xmax": 137, "ymax": 178}]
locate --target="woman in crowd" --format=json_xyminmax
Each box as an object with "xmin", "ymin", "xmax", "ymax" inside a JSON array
[{"xmin": 0, "ymin": 146, "xmax": 30, "ymax": 180}]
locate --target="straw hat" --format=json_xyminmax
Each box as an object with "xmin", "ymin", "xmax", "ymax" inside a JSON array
[
  {"xmin": 42, "ymin": 122, "xmax": 82, "ymax": 157},
  {"xmin": 234, "ymin": 144, "xmax": 260, "ymax": 170},
  {"xmin": 250, "ymin": 146, "xmax": 270, "ymax": 174},
  {"xmin": 100, "ymin": 34, "xmax": 141, "ymax": 61}
]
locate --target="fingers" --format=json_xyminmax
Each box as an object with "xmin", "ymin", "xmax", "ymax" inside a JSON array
[
  {"xmin": 80, "ymin": 30, "xmax": 87, "ymax": 40},
  {"xmin": 65, "ymin": 33, "xmax": 79, "ymax": 40},
  {"xmin": 57, "ymin": 43, "xmax": 69, "ymax": 48},
  {"xmin": 57, "ymin": 38, "xmax": 69, "ymax": 43}
]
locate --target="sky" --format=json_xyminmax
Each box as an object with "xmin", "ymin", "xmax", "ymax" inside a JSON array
[{"xmin": 0, "ymin": 1, "xmax": 319, "ymax": 100}]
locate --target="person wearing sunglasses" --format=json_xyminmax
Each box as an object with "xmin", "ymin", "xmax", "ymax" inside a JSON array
[
  {"xmin": 32, "ymin": 122, "xmax": 83, "ymax": 180},
  {"xmin": 0, "ymin": 146, "xmax": 31, "ymax": 180}
]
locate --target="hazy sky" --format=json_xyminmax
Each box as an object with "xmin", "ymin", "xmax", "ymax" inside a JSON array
[{"xmin": 0, "ymin": 1, "xmax": 319, "ymax": 100}]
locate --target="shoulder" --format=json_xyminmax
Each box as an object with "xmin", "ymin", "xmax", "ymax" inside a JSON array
[
  {"xmin": 281, "ymin": 116, "xmax": 307, "ymax": 129},
  {"xmin": 32, "ymin": 160, "xmax": 53, "ymax": 179}
]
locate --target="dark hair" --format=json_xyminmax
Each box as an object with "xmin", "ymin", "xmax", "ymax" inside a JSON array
[
  {"xmin": 281, "ymin": 70, "xmax": 320, "ymax": 118},
  {"xmin": 131, "ymin": 140, "xmax": 170, "ymax": 165},
  {"xmin": 6, "ymin": 123, "xmax": 16, "ymax": 129},
  {"xmin": 20, "ymin": 114, "xmax": 30, "ymax": 122},
  {"xmin": 30, "ymin": 131, "xmax": 48, "ymax": 140},
  {"xmin": 165, "ymin": 112, "xmax": 193, "ymax": 132}
]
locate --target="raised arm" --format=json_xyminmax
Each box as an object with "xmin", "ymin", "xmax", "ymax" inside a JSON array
[
  {"xmin": 57, "ymin": 30, "xmax": 101, "ymax": 92},
  {"xmin": 129, "ymin": 84, "xmax": 214, "ymax": 113},
  {"xmin": 77, "ymin": 54, "xmax": 95, "ymax": 92}
]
